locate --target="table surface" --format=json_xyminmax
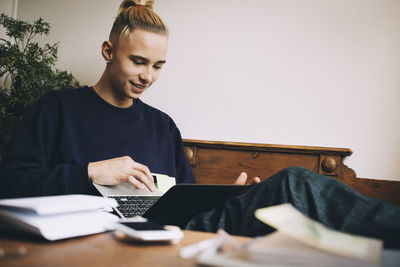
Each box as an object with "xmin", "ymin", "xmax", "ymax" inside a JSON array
[
  {"xmin": 1, "ymin": 229, "xmax": 399, "ymax": 267},
  {"xmin": 0, "ymin": 230, "xmax": 250, "ymax": 267}
]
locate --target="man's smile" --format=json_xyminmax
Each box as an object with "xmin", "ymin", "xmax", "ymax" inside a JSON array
[{"xmin": 130, "ymin": 81, "xmax": 146, "ymax": 90}]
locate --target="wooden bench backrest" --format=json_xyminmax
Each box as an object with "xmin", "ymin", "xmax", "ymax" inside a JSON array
[{"xmin": 183, "ymin": 139, "xmax": 400, "ymax": 206}]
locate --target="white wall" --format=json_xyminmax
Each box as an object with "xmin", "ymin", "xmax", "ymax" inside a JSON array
[
  {"xmin": 0, "ymin": 0, "xmax": 15, "ymax": 19},
  {"xmin": 0, "ymin": 1, "xmax": 15, "ymax": 38},
  {"xmin": 0, "ymin": 0, "xmax": 18, "ymax": 88},
  {"xmin": 16, "ymin": 0, "xmax": 400, "ymax": 180}
]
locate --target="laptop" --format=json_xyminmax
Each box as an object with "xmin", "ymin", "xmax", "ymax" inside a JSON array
[
  {"xmin": 143, "ymin": 183, "xmax": 250, "ymax": 228},
  {"xmin": 94, "ymin": 179, "xmax": 250, "ymax": 228},
  {"xmin": 93, "ymin": 180, "xmax": 162, "ymax": 219}
]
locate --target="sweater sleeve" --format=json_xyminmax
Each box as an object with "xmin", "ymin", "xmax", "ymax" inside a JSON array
[
  {"xmin": 0, "ymin": 94, "xmax": 95, "ymax": 198},
  {"xmin": 171, "ymin": 124, "xmax": 196, "ymax": 184}
]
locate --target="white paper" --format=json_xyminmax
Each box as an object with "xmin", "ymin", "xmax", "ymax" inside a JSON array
[
  {"xmin": 153, "ymin": 173, "xmax": 176, "ymax": 194},
  {"xmin": 255, "ymin": 203, "xmax": 382, "ymax": 265},
  {"xmin": 0, "ymin": 208, "xmax": 118, "ymax": 240},
  {"xmin": 0, "ymin": 194, "xmax": 118, "ymax": 215}
]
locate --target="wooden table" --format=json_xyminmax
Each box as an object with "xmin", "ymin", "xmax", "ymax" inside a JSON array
[
  {"xmin": 1, "ymin": 229, "xmax": 400, "ymax": 267},
  {"xmin": 0, "ymin": 230, "xmax": 250, "ymax": 267}
]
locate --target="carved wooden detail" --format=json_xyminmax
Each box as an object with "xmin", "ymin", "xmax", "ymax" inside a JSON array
[
  {"xmin": 184, "ymin": 146, "xmax": 196, "ymax": 165},
  {"xmin": 183, "ymin": 139, "xmax": 400, "ymax": 206},
  {"xmin": 321, "ymin": 157, "xmax": 337, "ymax": 173},
  {"xmin": 319, "ymin": 155, "xmax": 340, "ymax": 176}
]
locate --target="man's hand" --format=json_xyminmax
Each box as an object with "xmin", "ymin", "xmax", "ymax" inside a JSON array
[
  {"xmin": 88, "ymin": 156, "xmax": 156, "ymax": 192},
  {"xmin": 234, "ymin": 172, "xmax": 261, "ymax": 185}
]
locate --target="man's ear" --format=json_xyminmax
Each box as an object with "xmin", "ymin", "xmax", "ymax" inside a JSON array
[{"xmin": 101, "ymin": 40, "xmax": 113, "ymax": 62}]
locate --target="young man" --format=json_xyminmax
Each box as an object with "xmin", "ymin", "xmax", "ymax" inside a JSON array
[{"xmin": 0, "ymin": 1, "xmax": 194, "ymax": 198}]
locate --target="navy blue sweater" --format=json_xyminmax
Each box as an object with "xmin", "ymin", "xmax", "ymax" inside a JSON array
[{"xmin": 0, "ymin": 87, "xmax": 195, "ymax": 198}]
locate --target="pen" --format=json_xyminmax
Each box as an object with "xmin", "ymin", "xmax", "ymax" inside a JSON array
[
  {"xmin": 180, "ymin": 229, "xmax": 241, "ymax": 259},
  {"xmin": 180, "ymin": 236, "xmax": 223, "ymax": 259}
]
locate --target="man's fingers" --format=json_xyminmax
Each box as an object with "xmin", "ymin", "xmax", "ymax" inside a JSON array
[
  {"xmin": 234, "ymin": 172, "xmax": 248, "ymax": 185},
  {"xmin": 248, "ymin": 177, "xmax": 261, "ymax": 185},
  {"xmin": 127, "ymin": 175, "xmax": 144, "ymax": 189},
  {"xmin": 131, "ymin": 161, "xmax": 154, "ymax": 181},
  {"xmin": 234, "ymin": 172, "xmax": 261, "ymax": 185},
  {"xmin": 127, "ymin": 168, "xmax": 155, "ymax": 192},
  {"xmin": 88, "ymin": 156, "xmax": 156, "ymax": 189}
]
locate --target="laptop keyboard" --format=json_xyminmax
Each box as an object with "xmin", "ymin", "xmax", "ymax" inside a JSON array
[{"xmin": 109, "ymin": 196, "xmax": 160, "ymax": 218}]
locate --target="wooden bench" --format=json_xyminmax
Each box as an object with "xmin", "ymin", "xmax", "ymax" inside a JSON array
[{"xmin": 183, "ymin": 139, "xmax": 400, "ymax": 206}]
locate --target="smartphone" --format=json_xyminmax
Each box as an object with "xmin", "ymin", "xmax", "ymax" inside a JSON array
[{"xmin": 113, "ymin": 220, "xmax": 183, "ymax": 242}]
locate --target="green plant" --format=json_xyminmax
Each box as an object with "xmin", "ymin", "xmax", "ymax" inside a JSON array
[{"xmin": 0, "ymin": 13, "xmax": 80, "ymax": 155}]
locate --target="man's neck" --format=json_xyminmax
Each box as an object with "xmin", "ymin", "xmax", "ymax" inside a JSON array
[{"xmin": 93, "ymin": 73, "xmax": 134, "ymax": 108}]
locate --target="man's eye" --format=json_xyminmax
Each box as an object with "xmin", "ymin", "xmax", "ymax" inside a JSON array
[
  {"xmin": 153, "ymin": 65, "xmax": 162, "ymax": 69},
  {"xmin": 133, "ymin": 59, "xmax": 144, "ymax": 65}
]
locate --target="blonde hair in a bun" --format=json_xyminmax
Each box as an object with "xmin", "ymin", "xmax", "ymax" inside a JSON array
[
  {"xmin": 110, "ymin": 0, "xmax": 168, "ymax": 43},
  {"xmin": 118, "ymin": 0, "xmax": 154, "ymax": 14}
]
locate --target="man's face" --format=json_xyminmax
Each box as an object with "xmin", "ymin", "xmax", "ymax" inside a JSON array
[{"xmin": 108, "ymin": 29, "xmax": 168, "ymax": 106}]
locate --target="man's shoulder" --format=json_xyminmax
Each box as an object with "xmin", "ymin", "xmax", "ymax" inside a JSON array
[
  {"xmin": 37, "ymin": 86, "xmax": 89, "ymax": 108},
  {"xmin": 46, "ymin": 86, "xmax": 88, "ymax": 100},
  {"xmin": 138, "ymin": 99, "xmax": 175, "ymax": 125}
]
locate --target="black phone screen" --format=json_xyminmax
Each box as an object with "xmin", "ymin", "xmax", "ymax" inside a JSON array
[{"xmin": 121, "ymin": 221, "xmax": 166, "ymax": 231}]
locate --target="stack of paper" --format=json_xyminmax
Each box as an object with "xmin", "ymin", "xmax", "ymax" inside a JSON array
[
  {"xmin": 0, "ymin": 194, "xmax": 119, "ymax": 240},
  {"xmin": 198, "ymin": 203, "xmax": 383, "ymax": 267},
  {"xmin": 252, "ymin": 203, "xmax": 382, "ymax": 266}
]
